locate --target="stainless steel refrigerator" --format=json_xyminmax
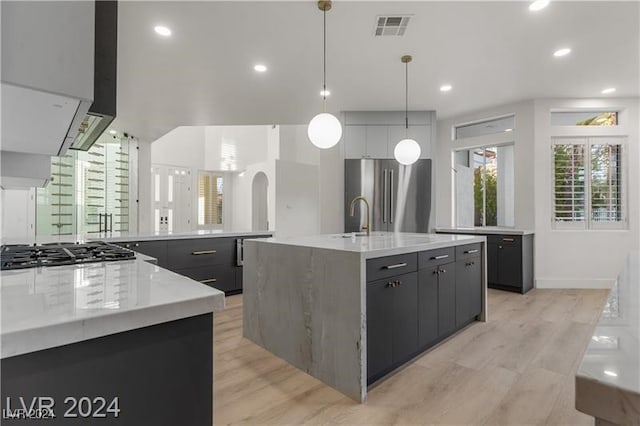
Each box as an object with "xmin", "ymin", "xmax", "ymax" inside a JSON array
[{"xmin": 345, "ymin": 159, "xmax": 432, "ymax": 233}]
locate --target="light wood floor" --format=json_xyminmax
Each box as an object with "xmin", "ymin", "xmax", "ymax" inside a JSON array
[{"xmin": 213, "ymin": 288, "xmax": 608, "ymax": 425}]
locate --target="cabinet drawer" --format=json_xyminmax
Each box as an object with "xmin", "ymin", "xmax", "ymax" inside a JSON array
[
  {"xmin": 418, "ymin": 247, "xmax": 455, "ymax": 270},
  {"xmin": 175, "ymin": 264, "xmax": 236, "ymax": 293},
  {"xmin": 487, "ymin": 235, "xmax": 521, "ymax": 246},
  {"xmin": 455, "ymin": 243, "xmax": 482, "ymax": 261},
  {"xmin": 367, "ymin": 253, "xmax": 417, "ymax": 282},
  {"xmin": 167, "ymin": 238, "xmax": 235, "ymax": 269}
]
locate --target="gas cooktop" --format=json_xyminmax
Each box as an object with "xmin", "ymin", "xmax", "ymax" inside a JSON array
[{"xmin": 0, "ymin": 241, "xmax": 136, "ymax": 271}]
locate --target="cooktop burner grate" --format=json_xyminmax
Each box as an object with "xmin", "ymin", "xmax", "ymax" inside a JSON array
[{"xmin": 0, "ymin": 242, "xmax": 136, "ymax": 270}]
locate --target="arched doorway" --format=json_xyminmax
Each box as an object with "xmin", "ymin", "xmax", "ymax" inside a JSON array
[{"xmin": 252, "ymin": 172, "xmax": 268, "ymax": 231}]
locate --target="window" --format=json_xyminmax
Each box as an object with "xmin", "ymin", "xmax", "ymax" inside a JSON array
[
  {"xmin": 553, "ymin": 137, "xmax": 625, "ymax": 229},
  {"xmin": 550, "ymin": 111, "xmax": 618, "ymax": 126},
  {"xmin": 454, "ymin": 144, "xmax": 515, "ymax": 227},
  {"xmin": 455, "ymin": 115, "xmax": 515, "ymax": 139},
  {"xmin": 198, "ymin": 171, "xmax": 223, "ymax": 227},
  {"xmin": 36, "ymin": 135, "xmax": 133, "ymax": 236}
]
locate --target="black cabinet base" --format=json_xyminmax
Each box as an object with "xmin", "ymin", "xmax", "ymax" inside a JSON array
[
  {"xmin": 1, "ymin": 314, "xmax": 213, "ymax": 425},
  {"xmin": 489, "ymin": 283, "xmax": 530, "ymax": 294}
]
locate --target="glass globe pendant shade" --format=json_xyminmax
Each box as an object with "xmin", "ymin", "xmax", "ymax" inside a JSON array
[
  {"xmin": 394, "ymin": 138, "xmax": 421, "ymax": 165},
  {"xmin": 307, "ymin": 112, "xmax": 342, "ymax": 149}
]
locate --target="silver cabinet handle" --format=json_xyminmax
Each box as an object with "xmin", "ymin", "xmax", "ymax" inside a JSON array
[
  {"xmin": 465, "ymin": 249, "xmax": 479, "ymax": 254},
  {"xmin": 199, "ymin": 278, "xmax": 217, "ymax": 284},
  {"xmin": 383, "ymin": 262, "xmax": 407, "ymax": 270},
  {"xmin": 389, "ymin": 169, "xmax": 394, "ymax": 224},
  {"xmin": 383, "ymin": 169, "xmax": 388, "ymax": 224},
  {"xmin": 192, "ymin": 250, "xmax": 217, "ymax": 255},
  {"xmin": 502, "ymin": 238, "xmax": 515, "ymax": 242},
  {"xmin": 432, "ymin": 254, "xmax": 449, "ymax": 260}
]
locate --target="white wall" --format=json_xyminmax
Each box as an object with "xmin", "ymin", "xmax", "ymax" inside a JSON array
[
  {"xmin": 436, "ymin": 101, "xmax": 536, "ymax": 230},
  {"xmin": 278, "ymin": 124, "xmax": 343, "ymax": 234},
  {"xmin": 319, "ymin": 143, "xmax": 344, "ymax": 234},
  {"xmin": 279, "ymin": 125, "xmax": 320, "ymax": 166},
  {"xmin": 204, "ymin": 126, "xmax": 269, "ymax": 171},
  {"xmin": 533, "ymin": 98, "xmax": 639, "ymax": 288},
  {"xmin": 436, "ymin": 97, "xmax": 640, "ymax": 289},
  {"xmin": 229, "ymin": 161, "xmax": 276, "ymax": 232},
  {"xmin": 0, "ymin": 188, "xmax": 36, "ymax": 242},
  {"xmin": 275, "ymin": 160, "xmax": 319, "ymax": 238},
  {"xmin": 151, "ymin": 126, "xmax": 206, "ymax": 169}
]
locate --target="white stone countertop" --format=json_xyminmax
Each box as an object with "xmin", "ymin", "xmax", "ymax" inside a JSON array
[
  {"xmin": 435, "ymin": 227, "xmax": 534, "ymax": 235},
  {"xmin": 0, "ymin": 256, "xmax": 225, "ymax": 359},
  {"xmin": 1, "ymin": 230, "xmax": 274, "ymax": 246},
  {"xmin": 575, "ymin": 251, "xmax": 640, "ymax": 424},
  {"xmin": 251, "ymin": 232, "xmax": 486, "ymax": 260}
]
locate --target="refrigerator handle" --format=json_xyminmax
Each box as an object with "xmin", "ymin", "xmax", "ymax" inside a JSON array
[
  {"xmin": 390, "ymin": 169, "xmax": 394, "ymax": 224},
  {"xmin": 383, "ymin": 169, "xmax": 388, "ymax": 223}
]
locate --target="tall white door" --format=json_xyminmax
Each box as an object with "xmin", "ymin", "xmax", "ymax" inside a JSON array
[{"xmin": 151, "ymin": 165, "xmax": 191, "ymax": 232}]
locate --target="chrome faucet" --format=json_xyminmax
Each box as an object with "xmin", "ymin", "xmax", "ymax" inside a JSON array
[{"xmin": 349, "ymin": 196, "xmax": 371, "ymax": 236}]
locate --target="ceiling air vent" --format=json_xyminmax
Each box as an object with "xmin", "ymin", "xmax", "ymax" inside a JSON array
[{"xmin": 374, "ymin": 15, "xmax": 411, "ymax": 37}]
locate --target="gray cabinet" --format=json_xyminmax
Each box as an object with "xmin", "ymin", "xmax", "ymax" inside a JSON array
[
  {"xmin": 366, "ymin": 272, "xmax": 418, "ymax": 384},
  {"xmin": 367, "ymin": 243, "xmax": 483, "ymax": 385},
  {"xmin": 167, "ymin": 238, "xmax": 236, "ymax": 293},
  {"xmin": 419, "ymin": 260, "xmax": 456, "ymax": 347},
  {"xmin": 113, "ymin": 234, "xmax": 271, "ymax": 295},
  {"xmin": 437, "ymin": 231, "xmax": 534, "ymax": 294},
  {"xmin": 366, "ymin": 253, "xmax": 419, "ymax": 384},
  {"xmin": 418, "ymin": 247, "xmax": 457, "ymax": 346},
  {"xmin": 455, "ymin": 252, "xmax": 482, "ymax": 327},
  {"xmin": 487, "ymin": 234, "xmax": 534, "ymax": 294}
]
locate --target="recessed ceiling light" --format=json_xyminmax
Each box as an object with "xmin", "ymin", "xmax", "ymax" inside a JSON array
[
  {"xmin": 320, "ymin": 90, "xmax": 331, "ymax": 97},
  {"xmin": 604, "ymin": 370, "xmax": 618, "ymax": 377},
  {"xmin": 553, "ymin": 48, "xmax": 571, "ymax": 57},
  {"xmin": 440, "ymin": 84, "xmax": 452, "ymax": 92},
  {"xmin": 109, "ymin": 130, "xmax": 117, "ymax": 135},
  {"xmin": 154, "ymin": 26, "xmax": 172, "ymax": 37},
  {"xmin": 529, "ymin": 0, "xmax": 550, "ymax": 11},
  {"xmin": 254, "ymin": 64, "xmax": 267, "ymax": 72},
  {"xmin": 601, "ymin": 87, "xmax": 616, "ymax": 94},
  {"xmin": 505, "ymin": 128, "xmax": 513, "ymax": 132}
]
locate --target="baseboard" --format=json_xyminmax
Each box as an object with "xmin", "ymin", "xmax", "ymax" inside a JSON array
[{"xmin": 535, "ymin": 278, "xmax": 614, "ymax": 289}]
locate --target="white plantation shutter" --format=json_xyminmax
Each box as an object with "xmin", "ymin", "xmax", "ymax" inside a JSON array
[
  {"xmin": 553, "ymin": 141, "xmax": 586, "ymax": 225},
  {"xmin": 198, "ymin": 172, "xmax": 223, "ymax": 227},
  {"xmin": 552, "ymin": 137, "xmax": 625, "ymax": 229},
  {"xmin": 590, "ymin": 142, "xmax": 622, "ymax": 223}
]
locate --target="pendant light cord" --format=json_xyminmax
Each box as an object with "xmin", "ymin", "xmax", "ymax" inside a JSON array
[
  {"xmin": 405, "ymin": 60, "xmax": 409, "ymax": 136},
  {"xmin": 323, "ymin": 7, "xmax": 327, "ymax": 113}
]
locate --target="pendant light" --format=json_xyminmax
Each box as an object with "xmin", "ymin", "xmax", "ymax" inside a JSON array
[
  {"xmin": 394, "ymin": 55, "xmax": 421, "ymax": 165},
  {"xmin": 308, "ymin": 0, "xmax": 342, "ymax": 149}
]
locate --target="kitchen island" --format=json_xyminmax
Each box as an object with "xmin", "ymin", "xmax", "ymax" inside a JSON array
[
  {"xmin": 1, "ymin": 254, "xmax": 224, "ymax": 425},
  {"xmin": 243, "ymin": 232, "xmax": 487, "ymax": 402},
  {"xmin": 576, "ymin": 252, "xmax": 640, "ymax": 425}
]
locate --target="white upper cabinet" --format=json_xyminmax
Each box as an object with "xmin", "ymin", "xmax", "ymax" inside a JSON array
[
  {"xmin": 344, "ymin": 126, "xmax": 366, "ymax": 158},
  {"xmin": 388, "ymin": 125, "xmax": 431, "ymax": 159},
  {"xmin": 343, "ymin": 111, "xmax": 435, "ymax": 159},
  {"xmin": 365, "ymin": 126, "xmax": 390, "ymax": 158}
]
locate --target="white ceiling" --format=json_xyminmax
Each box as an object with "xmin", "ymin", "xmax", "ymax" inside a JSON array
[{"xmin": 113, "ymin": 1, "xmax": 640, "ymax": 142}]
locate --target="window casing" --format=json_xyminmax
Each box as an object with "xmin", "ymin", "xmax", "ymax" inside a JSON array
[{"xmin": 552, "ymin": 137, "xmax": 626, "ymax": 230}]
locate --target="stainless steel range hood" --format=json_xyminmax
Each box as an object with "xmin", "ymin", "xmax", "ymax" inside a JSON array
[{"xmin": 70, "ymin": 0, "xmax": 118, "ymax": 151}]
